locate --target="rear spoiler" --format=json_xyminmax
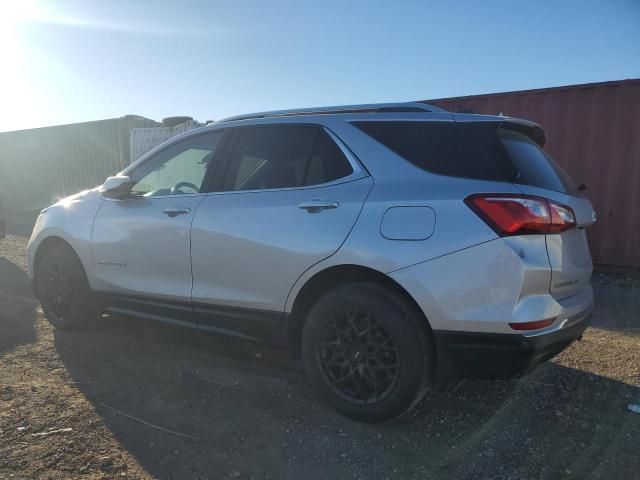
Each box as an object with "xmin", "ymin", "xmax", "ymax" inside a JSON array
[{"xmin": 499, "ymin": 118, "xmax": 546, "ymax": 147}]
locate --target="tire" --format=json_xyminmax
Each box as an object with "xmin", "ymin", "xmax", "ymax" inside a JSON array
[
  {"xmin": 35, "ymin": 243, "xmax": 98, "ymax": 331},
  {"xmin": 302, "ymin": 282, "xmax": 433, "ymax": 422}
]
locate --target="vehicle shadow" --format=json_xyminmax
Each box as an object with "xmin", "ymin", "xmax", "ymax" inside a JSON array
[
  {"xmin": 55, "ymin": 317, "xmax": 640, "ymax": 479},
  {"xmin": 0, "ymin": 256, "xmax": 38, "ymax": 359}
]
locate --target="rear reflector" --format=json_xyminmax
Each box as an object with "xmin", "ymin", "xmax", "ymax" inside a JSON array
[
  {"xmin": 509, "ymin": 318, "xmax": 555, "ymax": 331},
  {"xmin": 465, "ymin": 194, "xmax": 576, "ymax": 236}
]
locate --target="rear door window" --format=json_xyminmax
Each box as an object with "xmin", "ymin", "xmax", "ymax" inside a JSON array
[
  {"xmin": 304, "ymin": 129, "xmax": 353, "ymax": 186},
  {"xmin": 224, "ymin": 125, "xmax": 353, "ymax": 191}
]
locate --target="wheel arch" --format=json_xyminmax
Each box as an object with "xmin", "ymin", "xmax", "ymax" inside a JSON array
[
  {"xmin": 32, "ymin": 236, "xmax": 82, "ymax": 296},
  {"xmin": 286, "ymin": 264, "xmax": 431, "ymax": 357}
]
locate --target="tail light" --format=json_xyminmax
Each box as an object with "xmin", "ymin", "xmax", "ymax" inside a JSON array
[{"xmin": 465, "ymin": 194, "xmax": 576, "ymax": 236}]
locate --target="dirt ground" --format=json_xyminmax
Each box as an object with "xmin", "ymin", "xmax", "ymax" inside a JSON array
[{"xmin": 0, "ymin": 234, "xmax": 638, "ymax": 480}]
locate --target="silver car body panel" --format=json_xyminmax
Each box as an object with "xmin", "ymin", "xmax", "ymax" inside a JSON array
[
  {"xmin": 389, "ymin": 236, "xmax": 593, "ymax": 335},
  {"xmin": 28, "ymin": 189, "xmax": 102, "ymax": 281},
  {"xmin": 513, "ymin": 183, "xmax": 595, "ymax": 300},
  {"xmin": 191, "ymin": 176, "xmax": 373, "ymax": 311},
  {"xmin": 90, "ymin": 194, "xmax": 205, "ymax": 302}
]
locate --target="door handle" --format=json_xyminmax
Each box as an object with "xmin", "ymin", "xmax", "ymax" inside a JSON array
[
  {"xmin": 298, "ymin": 199, "xmax": 339, "ymax": 213},
  {"xmin": 163, "ymin": 206, "xmax": 191, "ymax": 217}
]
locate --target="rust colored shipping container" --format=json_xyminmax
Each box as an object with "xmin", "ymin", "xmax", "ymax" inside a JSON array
[{"xmin": 424, "ymin": 79, "xmax": 640, "ymax": 274}]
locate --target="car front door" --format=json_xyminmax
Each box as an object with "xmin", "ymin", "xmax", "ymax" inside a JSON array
[
  {"xmin": 91, "ymin": 130, "xmax": 226, "ymax": 325},
  {"xmin": 190, "ymin": 124, "xmax": 373, "ymax": 340}
]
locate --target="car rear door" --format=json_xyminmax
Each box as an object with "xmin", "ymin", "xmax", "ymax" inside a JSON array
[
  {"xmin": 501, "ymin": 128, "xmax": 596, "ymax": 299},
  {"xmin": 190, "ymin": 124, "xmax": 372, "ymax": 339}
]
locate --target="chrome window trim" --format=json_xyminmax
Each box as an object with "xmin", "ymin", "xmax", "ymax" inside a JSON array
[
  {"xmin": 102, "ymin": 191, "xmax": 208, "ymax": 202},
  {"xmin": 199, "ymin": 174, "xmax": 370, "ymax": 198}
]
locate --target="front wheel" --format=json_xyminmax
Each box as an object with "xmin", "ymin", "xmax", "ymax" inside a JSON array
[
  {"xmin": 302, "ymin": 283, "xmax": 433, "ymax": 422},
  {"xmin": 35, "ymin": 243, "xmax": 97, "ymax": 331}
]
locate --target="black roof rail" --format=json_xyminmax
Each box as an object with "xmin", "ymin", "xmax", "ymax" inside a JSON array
[{"xmin": 217, "ymin": 102, "xmax": 446, "ymax": 123}]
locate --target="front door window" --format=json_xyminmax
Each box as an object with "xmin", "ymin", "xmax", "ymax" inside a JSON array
[{"xmin": 130, "ymin": 132, "xmax": 224, "ymax": 196}]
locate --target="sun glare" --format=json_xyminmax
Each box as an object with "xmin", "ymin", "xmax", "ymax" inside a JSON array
[
  {"xmin": 0, "ymin": 0, "xmax": 51, "ymax": 132},
  {"xmin": 0, "ymin": 0, "xmax": 43, "ymax": 62},
  {"xmin": 0, "ymin": 0, "xmax": 41, "ymax": 29}
]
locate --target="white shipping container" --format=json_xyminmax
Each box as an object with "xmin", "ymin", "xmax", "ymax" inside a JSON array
[{"xmin": 129, "ymin": 120, "xmax": 201, "ymax": 163}]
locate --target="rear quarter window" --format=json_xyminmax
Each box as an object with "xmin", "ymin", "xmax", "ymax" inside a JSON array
[
  {"xmin": 352, "ymin": 121, "xmax": 517, "ymax": 182},
  {"xmin": 353, "ymin": 120, "xmax": 578, "ymax": 195}
]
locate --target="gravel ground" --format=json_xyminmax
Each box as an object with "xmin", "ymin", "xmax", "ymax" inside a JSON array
[{"xmin": 0, "ymin": 234, "xmax": 638, "ymax": 480}]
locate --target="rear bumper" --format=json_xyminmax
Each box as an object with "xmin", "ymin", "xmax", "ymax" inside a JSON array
[{"xmin": 433, "ymin": 308, "xmax": 592, "ymax": 379}]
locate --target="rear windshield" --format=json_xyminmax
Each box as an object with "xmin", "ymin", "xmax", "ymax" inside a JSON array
[{"xmin": 352, "ymin": 121, "xmax": 577, "ymax": 194}]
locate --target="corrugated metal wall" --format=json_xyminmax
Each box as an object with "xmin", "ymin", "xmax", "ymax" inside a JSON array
[
  {"xmin": 425, "ymin": 79, "xmax": 640, "ymax": 272},
  {"xmin": 0, "ymin": 116, "xmax": 156, "ymax": 213}
]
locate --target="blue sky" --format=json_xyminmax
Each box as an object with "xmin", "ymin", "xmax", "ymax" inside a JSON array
[{"xmin": 1, "ymin": 0, "xmax": 639, "ymax": 131}]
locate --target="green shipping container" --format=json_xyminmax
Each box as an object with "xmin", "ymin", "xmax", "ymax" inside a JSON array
[{"xmin": 0, "ymin": 115, "xmax": 157, "ymax": 215}]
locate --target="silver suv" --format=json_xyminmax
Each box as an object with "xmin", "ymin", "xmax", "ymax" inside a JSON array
[{"xmin": 28, "ymin": 103, "xmax": 595, "ymax": 421}]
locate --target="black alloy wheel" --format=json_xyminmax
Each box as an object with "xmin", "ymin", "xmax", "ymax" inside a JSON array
[
  {"xmin": 316, "ymin": 308, "xmax": 400, "ymax": 405},
  {"xmin": 302, "ymin": 282, "xmax": 433, "ymax": 422},
  {"xmin": 36, "ymin": 243, "xmax": 96, "ymax": 330}
]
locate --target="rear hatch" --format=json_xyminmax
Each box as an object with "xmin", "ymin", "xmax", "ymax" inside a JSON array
[
  {"xmin": 499, "ymin": 123, "xmax": 596, "ymax": 299},
  {"xmin": 353, "ymin": 115, "xmax": 596, "ymax": 300}
]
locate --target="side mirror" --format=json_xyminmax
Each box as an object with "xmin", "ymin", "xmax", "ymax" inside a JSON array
[{"xmin": 101, "ymin": 175, "xmax": 134, "ymax": 199}]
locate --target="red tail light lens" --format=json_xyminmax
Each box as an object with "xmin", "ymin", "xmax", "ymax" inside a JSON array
[{"xmin": 465, "ymin": 194, "xmax": 576, "ymax": 236}]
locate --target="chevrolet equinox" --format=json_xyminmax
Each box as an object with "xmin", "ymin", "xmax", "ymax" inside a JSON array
[{"xmin": 28, "ymin": 102, "xmax": 595, "ymax": 422}]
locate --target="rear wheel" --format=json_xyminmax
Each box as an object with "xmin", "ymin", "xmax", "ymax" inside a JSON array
[
  {"xmin": 302, "ymin": 283, "xmax": 433, "ymax": 422},
  {"xmin": 35, "ymin": 243, "xmax": 97, "ymax": 331}
]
